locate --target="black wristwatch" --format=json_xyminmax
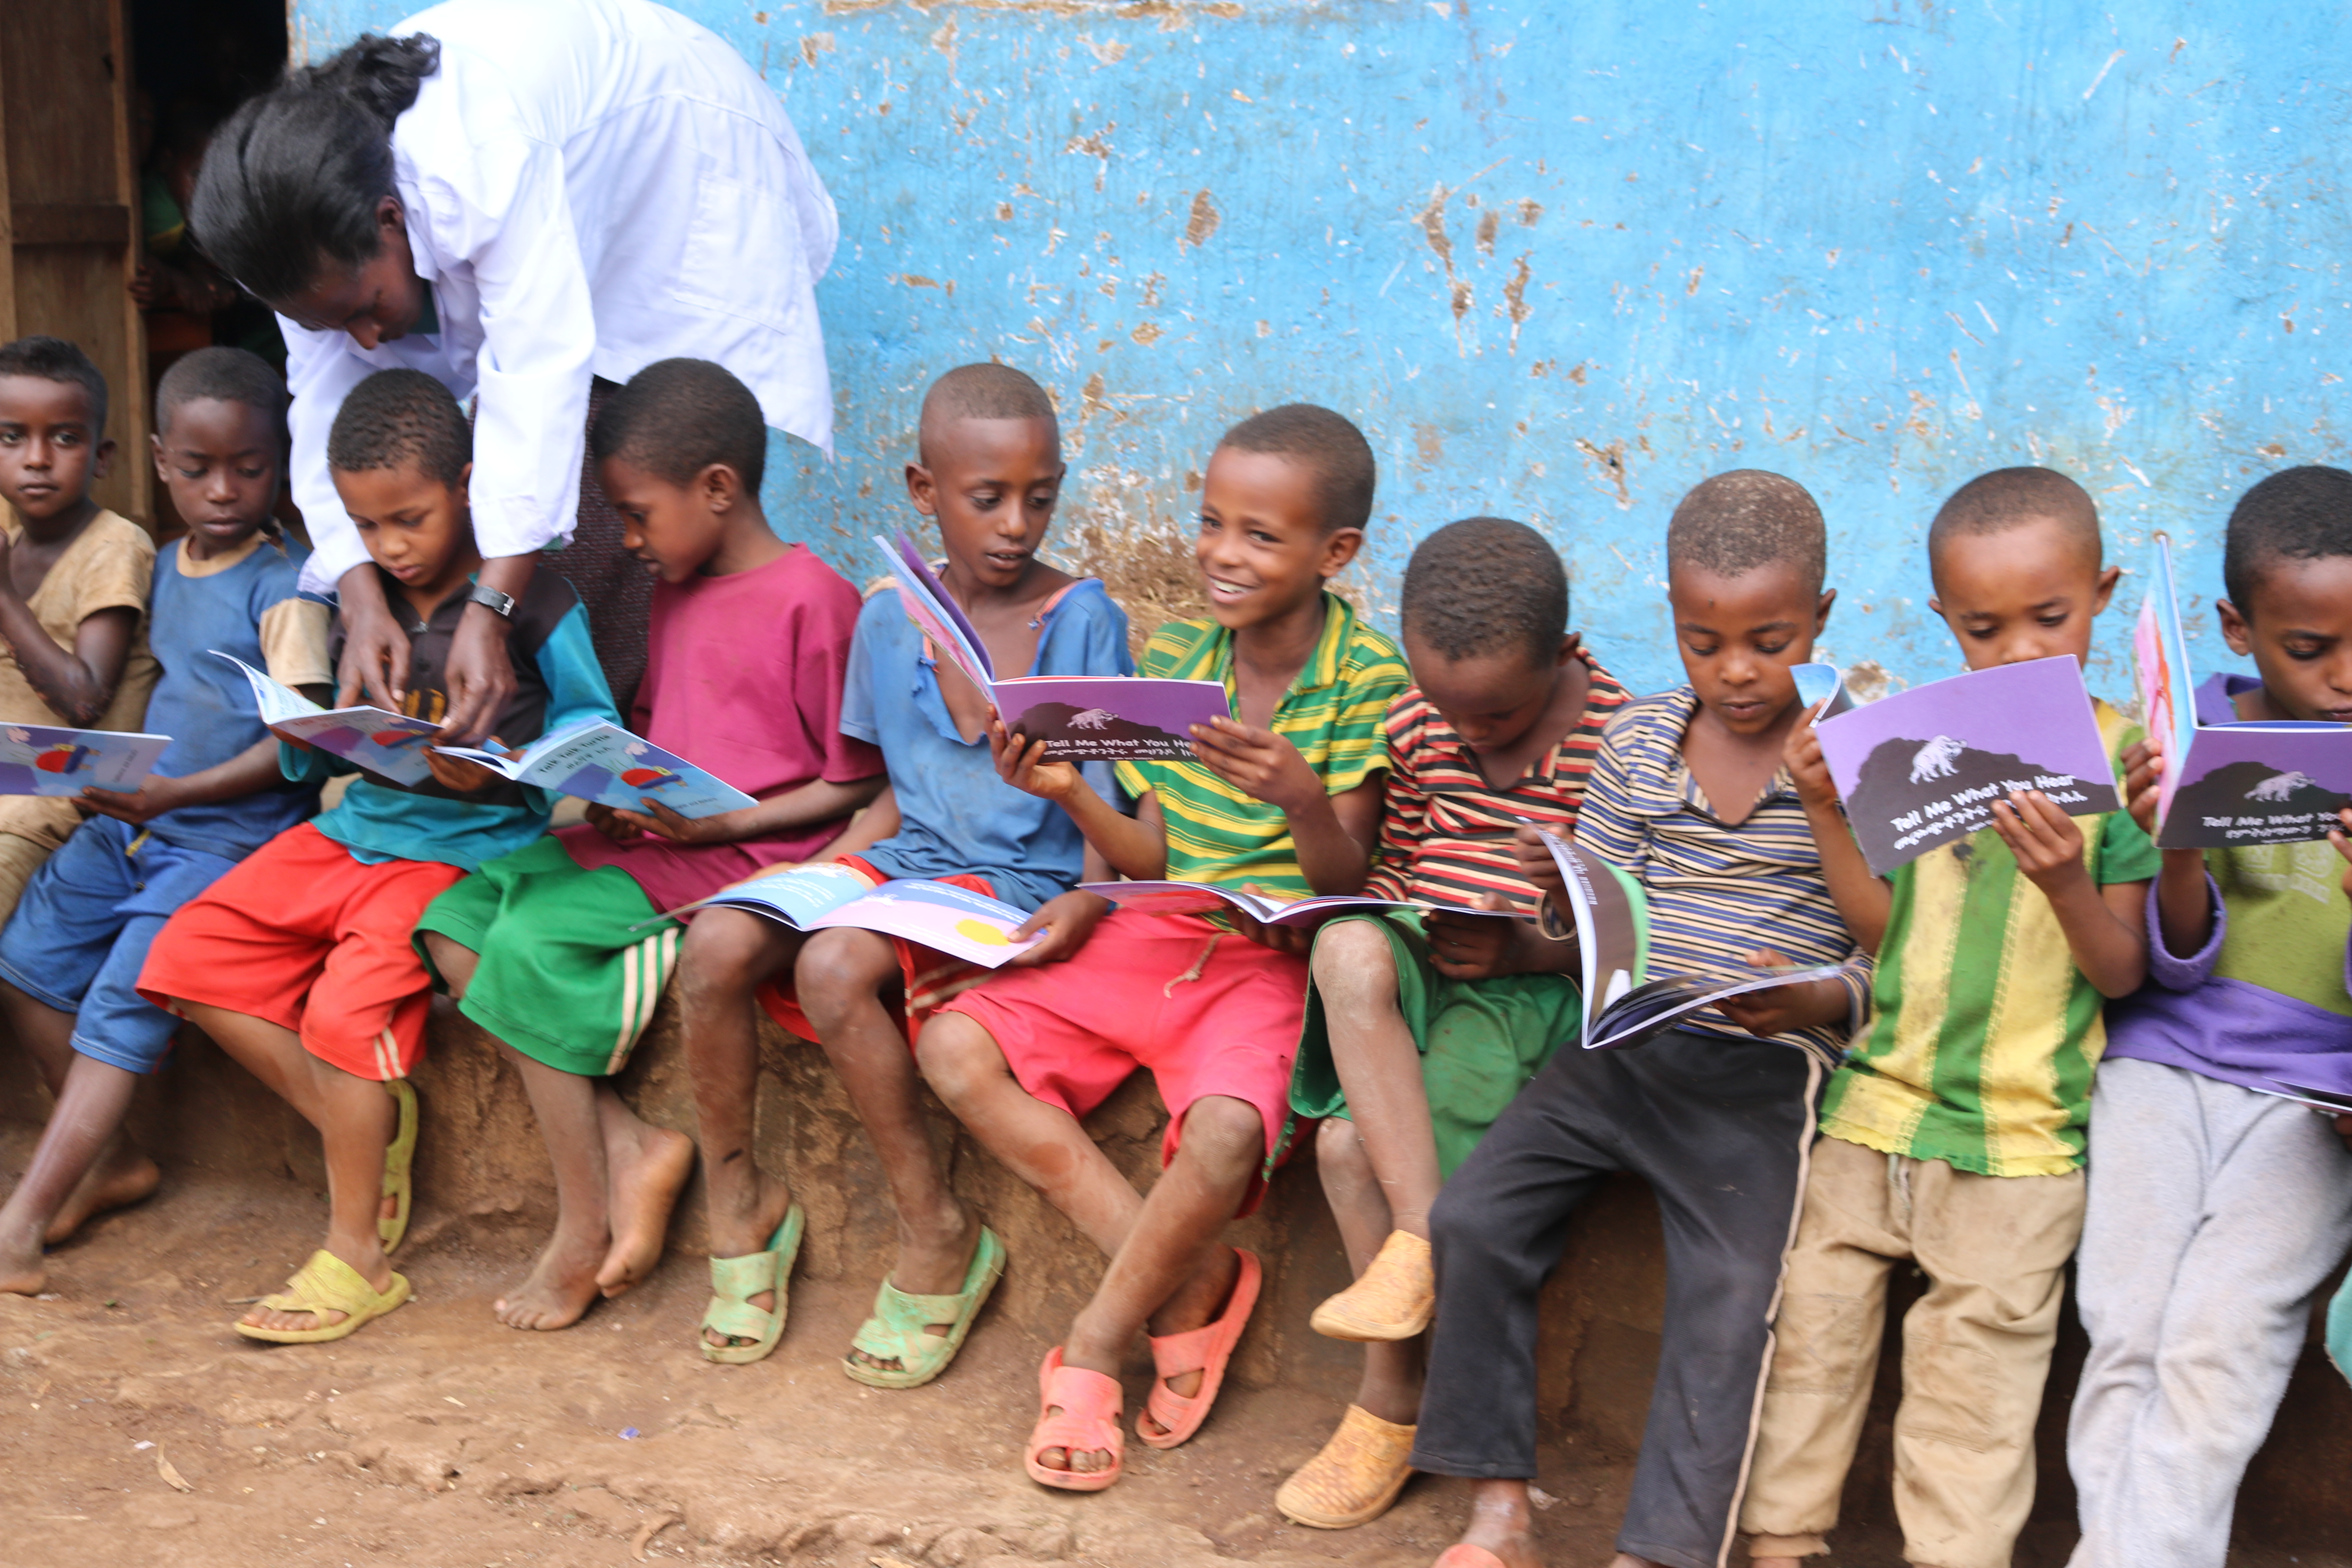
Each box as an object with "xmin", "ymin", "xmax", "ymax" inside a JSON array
[{"xmin": 464, "ymin": 583, "xmax": 517, "ymax": 620}]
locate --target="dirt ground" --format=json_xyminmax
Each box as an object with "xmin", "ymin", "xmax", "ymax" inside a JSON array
[{"xmin": 5, "ymin": 1124, "xmax": 2349, "ymax": 1568}]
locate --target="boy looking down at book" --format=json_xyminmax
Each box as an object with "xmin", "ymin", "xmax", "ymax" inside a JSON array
[
  {"xmin": 1745, "ymin": 466, "xmax": 2154, "ymax": 1568},
  {"xmin": 1277, "ymin": 515, "xmax": 1628, "ymax": 1530},
  {"xmin": 917, "ymin": 404, "xmax": 1408, "ymax": 1492},
  {"xmin": 0, "ymin": 336, "xmax": 161, "ymax": 921},
  {"xmin": 0, "ymin": 347, "xmax": 327, "ymax": 1296},
  {"xmin": 2065, "ymin": 466, "xmax": 2352, "ymax": 1568},
  {"xmin": 675, "ymin": 363, "xmax": 1130, "ymax": 1377},
  {"xmin": 137, "ymin": 368, "xmax": 618, "ymax": 1345},
  {"xmin": 1417, "ymin": 471, "xmax": 1871, "ymax": 1568},
  {"xmin": 411, "ymin": 359, "xmax": 882, "ymax": 1332}
]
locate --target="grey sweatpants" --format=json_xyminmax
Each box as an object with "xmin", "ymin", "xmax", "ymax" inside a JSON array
[{"xmin": 2067, "ymin": 1057, "xmax": 2352, "ymax": 1568}]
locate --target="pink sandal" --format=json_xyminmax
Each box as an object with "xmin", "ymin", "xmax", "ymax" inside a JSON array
[
  {"xmin": 1433, "ymin": 1549, "xmax": 1510, "ymax": 1567},
  {"xmin": 1025, "ymin": 1347, "xmax": 1125, "ymax": 1492},
  {"xmin": 1139, "ymin": 1247, "xmax": 1262, "ymax": 1450}
]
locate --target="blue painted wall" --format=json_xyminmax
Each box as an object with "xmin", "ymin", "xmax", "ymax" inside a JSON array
[{"xmin": 291, "ymin": 0, "xmax": 2344, "ymax": 699}]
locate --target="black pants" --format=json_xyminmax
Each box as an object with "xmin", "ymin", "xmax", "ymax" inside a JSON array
[{"xmin": 1411, "ymin": 1028, "xmax": 1824, "ymax": 1568}]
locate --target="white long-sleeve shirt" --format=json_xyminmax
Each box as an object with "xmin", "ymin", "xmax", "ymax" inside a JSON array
[{"xmin": 283, "ymin": 0, "xmax": 837, "ymax": 594}]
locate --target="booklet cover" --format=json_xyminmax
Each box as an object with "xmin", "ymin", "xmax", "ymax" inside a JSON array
[
  {"xmin": 0, "ymin": 723, "xmax": 172, "ymax": 797},
  {"xmin": 664, "ymin": 863, "xmax": 1043, "ymax": 968},
  {"xmin": 1809, "ymin": 655, "xmax": 2121, "ymax": 876},
  {"xmin": 1792, "ymin": 662, "xmax": 1857, "ymax": 721},
  {"xmin": 870, "ymin": 533, "xmax": 1232, "ymax": 761},
  {"xmin": 213, "ymin": 650, "xmax": 443, "ymax": 786},
  {"xmin": 2132, "ymin": 535, "xmax": 2352, "ymax": 848},
  {"xmin": 436, "ymin": 719, "xmax": 757, "ymax": 819},
  {"xmin": 1078, "ymin": 880, "xmax": 1525, "ymax": 926}
]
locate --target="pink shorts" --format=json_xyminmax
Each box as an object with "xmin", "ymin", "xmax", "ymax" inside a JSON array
[{"xmin": 938, "ymin": 909, "xmax": 1308, "ymax": 1216}]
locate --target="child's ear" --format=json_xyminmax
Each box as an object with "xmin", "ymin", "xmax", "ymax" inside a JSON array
[
  {"xmin": 2090, "ymin": 563, "xmax": 2121, "ymax": 616},
  {"xmin": 1814, "ymin": 586, "xmax": 1838, "ymax": 635},
  {"xmin": 699, "ymin": 461, "xmax": 739, "ymax": 512},
  {"xmin": 1317, "ymin": 525, "xmax": 1365, "ymax": 578},
  {"xmin": 91, "ymin": 436, "xmax": 116, "ymax": 480},
  {"xmin": 453, "ymin": 460, "xmax": 472, "ymax": 509},
  {"xmin": 905, "ymin": 461, "xmax": 939, "ymax": 517},
  {"xmin": 1556, "ymin": 630, "xmax": 1583, "ymax": 668},
  {"xmin": 2216, "ymin": 597, "xmax": 2255, "ymax": 657},
  {"xmin": 150, "ymin": 431, "xmax": 169, "ymax": 482}
]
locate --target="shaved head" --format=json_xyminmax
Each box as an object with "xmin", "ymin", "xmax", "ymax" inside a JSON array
[
  {"xmin": 918, "ymin": 363, "xmax": 1057, "ymax": 466},
  {"xmin": 1666, "ymin": 469, "xmax": 1827, "ymax": 593},
  {"xmin": 1928, "ymin": 466, "xmax": 2102, "ymax": 577}
]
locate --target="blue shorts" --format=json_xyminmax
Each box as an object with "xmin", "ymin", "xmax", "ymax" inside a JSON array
[{"xmin": 0, "ymin": 816, "xmax": 238, "ymax": 1073}]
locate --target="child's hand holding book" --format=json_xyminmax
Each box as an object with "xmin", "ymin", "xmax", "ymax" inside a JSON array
[
  {"xmin": 2120, "ymin": 738, "xmax": 2166, "ymax": 836},
  {"xmin": 608, "ymin": 796, "xmax": 752, "ymax": 846},
  {"xmin": 1186, "ymin": 716, "xmax": 1323, "ymax": 812},
  {"xmin": 1426, "ymin": 893, "xmax": 1529, "ymax": 980},
  {"xmin": 424, "ymin": 748, "xmax": 503, "ymax": 795},
  {"xmin": 1715, "ymin": 947, "xmax": 1854, "ymax": 1039},
  {"xmin": 1986, "ymin": 789, "xmax": 2091, "ymax": 890},
  {"xmin": 988, "ymin": 713, "xmax": 1086, "ymax": 804},
  {"xmin": 1000, "ymin": 888, "xmax": 1114, "ymax": 969},
  {"xmin": 583, "ymin": 801, "xmax": 648, "ymax": 843}
]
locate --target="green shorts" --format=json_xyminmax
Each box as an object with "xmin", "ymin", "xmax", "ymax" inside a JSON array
[
  {"xmin": 1290, "ymin": 909, "xmax": 1582, "ymax": 1178},
  {"xmin": 413, "ymin": 836, "xmax": 681, "ymax": 1078}
]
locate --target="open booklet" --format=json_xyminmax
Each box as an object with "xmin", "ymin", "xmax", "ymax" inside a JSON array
[
  {"xmin": 1804, "ymin": 655, "xmax": 2122, "ymax": 876},
  {"xmin": 871, "ymin": 532, "xmax": 1231, "ymax": 762},
  {"xmin": 0, "ymin": 723, "xmax": 171, "ymax": 797},
  {"xmin": 2134, "ymin": 534, "xmax": 2351, "ymax": 848},
  {"xmin": 1531, "ymin": 831, "xmax": 1847, "ymax": 1052},
  {"xmin": 2260, "ymin": 1079, "xmax": 2352, "ymax": 1118},
  {"xmin": 1076, "ymin": 880, "xmax": 1526, "ymax": 926},
  {"xmin": 214, "ymin": 652, "xmax": 753, "ymax": 817},
  {"xmin": 653, "ymin": 863, "xmax": 1043, "ymax": 968}
]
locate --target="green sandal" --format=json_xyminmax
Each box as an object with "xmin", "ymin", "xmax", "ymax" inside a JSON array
[
  {"xmin": 700, "ymin": 1205, "xmax": 805, "ymax": 1365},
  {"xmin": 380, "ymin": 1079, "xmax": 417, "ymax": 1252},
  {"xmin": 842, "ymin": 1226, "xmax": 1006, "ymax": 1389}
]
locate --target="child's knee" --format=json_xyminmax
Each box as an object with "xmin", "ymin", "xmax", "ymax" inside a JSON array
[
  {"xmin": 793, "ymin": 928, "xmax": 896, "ymax": 1026},
  {"xmin": 1176, "ymin": 1094, "xmax": 1265, "ymax": 1179},
  {"xmin": 1315, "ymin": 1114, "xmax": 1372, "ymax": 1179},
  {"xmin": 1310, "ymin": 919, "xmax": 1399, "ymax": 1012},
  {"xmin": 679, "ymin": 908, "xmax": 781, "ymax": 999},
  {"xmin": 913, "ymin": 1011, "xmax": 1002, "ymax": 1101}
]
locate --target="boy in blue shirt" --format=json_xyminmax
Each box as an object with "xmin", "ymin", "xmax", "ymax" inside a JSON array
[
  {"xmin": 137, "ymin": 368, "xmax": 617, "ymax": 1344},
  {"xmin": 677, "ymin": 363, "xmax": 1131, "ymax": 1381},
  {"xmin": 0, "ymin": 348, "xmax": 329, "ymax": 1297}
]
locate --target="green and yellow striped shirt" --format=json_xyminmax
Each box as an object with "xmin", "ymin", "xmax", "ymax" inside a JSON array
[
  {"xmin": 1114, "ymin": 593, "xmax": 1408, "ymax": 899},
  {"xmin": 1820, "ymin": 698, "xmax": 2160, "ymax": 1177}
]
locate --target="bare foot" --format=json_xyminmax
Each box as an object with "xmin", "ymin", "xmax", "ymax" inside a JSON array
[
  {"xmin": 703, "ymin": 1169, "xmax": 794, "ymax": 1353},
  {"xmin": 1748, "ymin": 1559, "xmax": 1803, "ymax": 1568},
  {"xmin": 496, "ymin": 1225, "xmax": 607, "ymax": 1330},
  {"xmin": 844, "ymin": 1203, "xmax": 981, "ymax": 1377},
  {"xmin": 240, "ymin": 1238, "xmax": 393, "ymax": 1335},
  {"xmin": 0, "ymin": 1223, "xmax": 46, "ymax": 1296},
  {"xmin": 594, "ymin": 1123, "xmax": 693, "ymax": 1298},
  {"xmin": 1435, "ymin": 1479, "xmax": 1540, "ymax": 1568},
  {"xmin": 42, "ymin": 1145, "xmax": 160, "ymax": 1245},
  {"xmin": 1133, "ymin": 1248, "xmax": 1241, "ymax": 1441}
]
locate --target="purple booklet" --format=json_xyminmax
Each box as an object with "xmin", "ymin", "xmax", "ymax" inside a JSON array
[
  {"xmin": 1812, "ymin": 655, "xmax": 2121, "ymax": 876},
  {"xmin": 870, "ymin": 534, "xmax": 1230, "ymax": 762}
]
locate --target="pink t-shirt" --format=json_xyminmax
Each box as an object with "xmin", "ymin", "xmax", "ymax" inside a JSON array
[{"xmin": 559, "ymin": 544, "xmax": 881, "ymax": 911}]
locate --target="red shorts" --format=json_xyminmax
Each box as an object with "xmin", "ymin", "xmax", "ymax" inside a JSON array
[
  {"xmin": 754, "ymin": 855, "xmax": 998, "ymax": 1042},
  {"xmin": 937, "ymin": 909, "xmax": 1308, "ymax": 1216},
  {"xmin": 137, "ymin": 823, "xmax": 467, "ymax": 1082}
]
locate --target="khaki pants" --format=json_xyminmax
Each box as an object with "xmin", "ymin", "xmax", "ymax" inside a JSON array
[{"xmin": 1740, "ymin": 1133, "xmax": 2085, "ymax": 1568}]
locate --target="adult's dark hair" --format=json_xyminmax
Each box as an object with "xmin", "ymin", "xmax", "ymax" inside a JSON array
[
  {"xmin": 0, "ymin": 335, "xmax": 109, "ymax": 437},
  {"xmin": 1665, "ymin": 469, "xmax": 1826, "ymax": 595},
  {"xmin": 1218, "ymin": 404, "xmax": 1377, "ymax": 534},
  {"xmin": 1402, "ymin": 516, "xmax": 1569, "ymax": 666},
  {"xmin": 327, "ymin": 368, "xmax": 468, "ymax": 488},
  {"xmin": 189, "ymin": 33, "xmax": 440, "ymax": 302},
  {"xmin": 2224, "ymin": 465, "xmax": 2352, "ymax": 609},
  {"xmin": 591, "ymin": 358, "xmax": 768, "ymax": 494},
  {"xmin": 1928, "ymin": 466, "xmax": 2101, "ymax": 571},
  {"xmin": 155, "ymin": 346, "xmax": 287, "ymax": 445}
]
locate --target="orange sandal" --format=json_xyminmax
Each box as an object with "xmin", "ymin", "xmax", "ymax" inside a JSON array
[
  {"xmin": 1139, "ymin": 1247, "xmax": 1261, "ymax": 1450},
  {"xmin": 1025, "ymin": 1347, "xmax": 1125, "ymax": 1492},
  {"xmin": 1433, "ymin": 1549, "xmax": 1510, "ymax": 1568}
]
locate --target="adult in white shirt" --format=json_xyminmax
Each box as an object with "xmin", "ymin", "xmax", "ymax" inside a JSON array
[{"xmin": 189, "ymin": 0, "xmax": 836, "ymax": 738}]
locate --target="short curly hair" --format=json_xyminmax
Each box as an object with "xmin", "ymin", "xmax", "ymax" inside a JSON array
[
  {"xmin": 2223, "ymin": 465, "xmax": 2352, "ymax": 611},
  {"xmin": 1401, "ymin": 516, "xmax": 1568, "ymax": 666},
  {"xmin": 1217, "ymin": 404, "xmax": 1377, "ymax": 534},
  {"xmin": 1927, "ymin": 466, "xmax": 2101, "ymax": 574},
  {"xmin": 156, "ymin": 346, "xmax": 286, "ymax": 447},
  {"xmin": 1664, "ymin": 469, "xmax": 1826, "ymax": 594},
  {"xmin": 591, "ymin": 358, "xmax": 768, "ymax": 492},
  {"xmin": 326, "ymin": 368, "xmax": 468, "ymax": 487},
  {"xmin": 0, "ymin": 335, "xmax": 109, "ymax": 438}
]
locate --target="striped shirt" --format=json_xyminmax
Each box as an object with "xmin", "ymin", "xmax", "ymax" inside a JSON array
[
  {"xmin": 1114, "ymin": 593, "xmax": 1408, "ymax": 899},
  {"xmin": 1572, "ymin": 686, "xmax": 1872, "ymax": 1056},
  {"xmin": 1363, "ymin": 654, "xmax": 1631, "ymax": 909},
  {"xmin": 1821, "ymin": 699, "xmax": 2158, "ymax": 1177}
]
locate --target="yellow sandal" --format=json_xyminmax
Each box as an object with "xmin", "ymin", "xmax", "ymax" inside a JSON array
[
  {"xmin": 234, "ymin": 1250, "xmax": 411, "ymax": 1345},
  {"xmin": 1277, "ymin": 1403, "xmax": 1417, "ymax": 1528},
  {"xmin": 1310, "ymin": 1229, "xmax": 1434, "ymax": 1341}
]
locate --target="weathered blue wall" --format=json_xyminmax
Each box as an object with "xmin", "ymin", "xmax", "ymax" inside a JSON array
[{"xmin": 291, "ymin": 0, "xmax": 2345, "ymax": 699}]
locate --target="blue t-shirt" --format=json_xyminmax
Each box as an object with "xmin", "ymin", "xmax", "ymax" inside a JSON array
[
  {"xmin": 844, "ymin": 576, "xmax": 1131, "ymax": 911},
  {"xmin": 145, "ymin": 536, "xmax": 328, "ymax": 860}
]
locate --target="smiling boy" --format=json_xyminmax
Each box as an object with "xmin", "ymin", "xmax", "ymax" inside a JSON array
[
  {"xmin": 918, "ymin": 404, "xmax": 1408, "ymax": 1492},
  {"xmin": 412, "ymin": 359, "xmax": 880, "ymax": 1332},
  {"xmin": 1418, "ymin": 472, "xmax": 1873, "ymax": 1568},
  {"xmin": 1277, "ymin": 516, "xmax": 1628, "ymax": 1531},
  {"xmin": 1747, "ymin": 466, "xmax": 2154, "ymax": 1568}
]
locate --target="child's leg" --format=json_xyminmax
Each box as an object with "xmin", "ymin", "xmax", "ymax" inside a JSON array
[
  {"xmin": 2069, "ymin": 1063, "xmax": 2352, "ymax": 1568},
  {"xmin": 1312, "ymin": 1117, "xmax": 1423, "ymax": 1423},
  {"xmin": 1742, "ymin": 1133, "xmax": 1904, "ymax": 1566},
  {"xmin": 491, "ymin": 1041, "xmax": 618, "ymax": 1330},
  {"xmin": 677, "ymin": 908, "xmax": 804, "ymax": 1343},
  {"xmin": 1310, "ymin": 920, "xmax": 1441, "ymax": 1236},
  {"xmin": 793, "ymin": 927, "xmax": 979, "ymax": 1371},
  {"xmin": 176, "ymin": 1000, "xmax": 397, "ymax": 1332},
  {"xmin": 0, "ymin": 980, "xmax": 158, "ymax": 1245},
  {"xmin": 0, "ymin": 1049, "xmax": 138, "ymax": 1294}
]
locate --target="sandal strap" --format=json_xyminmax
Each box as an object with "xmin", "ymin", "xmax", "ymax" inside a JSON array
[
  {"xmin": 707, "ymin": 1248, "xmax": 779, "ymax": 1300},
  {"xmin": 1032, "ymin": 1358, "xmax": 1124, "ymax": 1457},
  {"xmin": 702, "ymin": 1294, "xmax": 780, "ymax": 1341},
  {"xmin": 260, "ymin": 1250, "xmax": 381, "ymax": 1321}
]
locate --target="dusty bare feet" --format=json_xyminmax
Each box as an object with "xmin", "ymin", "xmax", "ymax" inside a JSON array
[
  {"xmin": 496, "ymin": 1223, "xmax": 607, "ymax": 1330},
  {"xmin": 42, "ymin": 1144, "xmax": 160, "ymax": 1245},
  {"xmin": 594, "ymin": 1122, "xmax": 693, "ymax": 1298},
  {"xmin": 844, "ymin": 1201, "xmax": 981, "ymax": 1377},
  {"xmin": 1747, "ymin": 1558, "xmax": 1802, "ymax": 1568},
  {"xmin": 240, "ymin": 1235, "xmax": 394, "ymax": 1335},
  {"xmin": 0, "ymin": 1220, "xmax": 46, "ymax": 1296},
  {"xmin": 702, "ymin": 1168, "xmax": 794, "ymax": 1352},
  {"xmin": 1435, "ymin": 1478, "xmax": 1540, "ymax": 1568},
  {"xmin": 1033, "ymin": 1397, "xmax": 1118, "ymax": 1478},
  {"xmin": 1132, "ymin": 1248, "xmax": 1242, "ymax": 1441}
]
